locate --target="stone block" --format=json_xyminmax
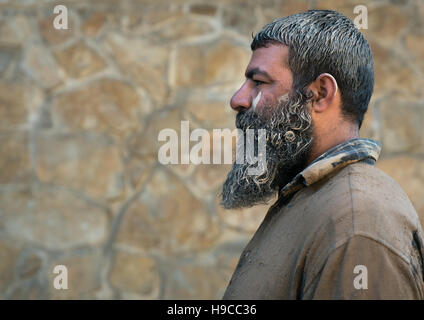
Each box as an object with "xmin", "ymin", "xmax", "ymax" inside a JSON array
[
  {"xmin": 54, "ymin": 41, "xmax": 106, "ymax": 79},
  {"xmin": 48, "ymin": 252, "xmax": 102, "ymax": 299},
  {"xmin": 109, "ymin": 250, "xmax": 160, "ymax": 298},
  {"xmin": 190, "ymin": 4, "xmax": 217, "ymax": 16},
  {"xmin": 222, "ymin": 4, "xmax": 258, "ymax": 36},
  {"xmin": 216, "ymin": 195, "xmax": 272, "ymax": 234},
  {"xmin": 0, "ymin": 240, "xmax": 21, "ymax": 294},
  {"xmin": 39, "ymin": 14, "xmax": 75, "ymax": 46},
  {"xmin": 104, "ymin": 33, "xmax": 168, "ymax": 105},
  {"xmin": 173, "ymin": 39, "xmax": 250, "ymax": 88},
  {"xmin": 52, "ymin": 78, "xmax": 140, "ymax": 135},
  {"xmin": 0, "ymin": 82, "xmax": 27, "ymax": 130},
  {"xmin": 0, "ymin": 187, "xmax": 109, "ymax": 250},
  {"xmin": 163, "ymin": 263, "xmax": 228, "ymax": 299},
  {"xmin": 0, "ymin": 132, "xmax": 30, "ymax": 184},
  {"xmin": 380, "ymin": 99, "xmax": 422, "ymax": 153},
  {"xmin": 116, "ymin": 169, "xmax": 220, "ymax": 253},
  {"xmin": 36, "ymin": 132, "xmax": 123, "ymax": 201},
  {"xmin": 23, "ymin": 44, "xmax": 63, "ymax": 89},
  {"xmin": 82, "ymin": 12, "xmax": 107, "ymax": 37}
]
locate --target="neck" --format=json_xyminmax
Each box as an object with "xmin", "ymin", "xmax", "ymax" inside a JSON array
[{"xmin": 306, "ymin": 125, "xmax": 359, "ymax": 167}]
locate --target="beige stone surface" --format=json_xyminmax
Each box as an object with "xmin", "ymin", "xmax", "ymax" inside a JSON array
[
  {"xmin": 123, "ymin": 107, "xmax": 182, "ymax": 190},
  {"xmin": 23, "ymin": 45, "xmax": 63, "ymax": 89},
  {"xmin": 0, "ymin": 132, "xmax": 30, "ymax": 184},
  {"xmin": 370, "ymin": 41, "xmax": 423, "ymax": 99},
  {"xmin": 104, "ymin": 33, "xmax": 169, "ymax": 105},
  {"xmin": 191, "ymin": 163, "xmax": 232, "ymax": 196},
  {"xmin": 0, "ymin": 15, "xmax": 33, "ymax": 46},
  {"xmin": 38, "ymin": 14, "xmax": 75, "ymax": 46},
  {"xmin": 109, "ymin": 250, "xmax": 160, "ymax": 298},
  {"xmin": 185, "ymin": 99, "xmax": 234, "ymax": 129},
  {"xmin": 173, "ymin": 45, "xmax": 204, "ymax": 88},
  {"xmin": 54, "ymin": 41, "xmax": 106, "ymax": 79},
  {"xmin": 48, "ymin": 252, "xmax": 102, "ymax": 299},
  {"xmin": 216, "ymin": 197, "xmax": 271, "ymax": 234},
  {"xmin": 8, "ymin": 285, "xmax": 49, "ymax": 300},
  {"xmin": 153, "ymin": 16, "xmax": 214, "ymax": 43},
  {"xmin": 0, "ymin": 81, "xmax": 45, "ymax": 130},
  {"xmin": 0, "ymin": 187, "xmax": 109, "ymax": 250},
  {"xmin": 0, "ymin": 240, "xmax": 21, "ymax": 293},
  {"xmin": 164, "ymin": 263, "xmax": 229, "ymax": 299},
  {"xmin": 116, "ymin": 169, "xmax": 220, "ymax": 253},
  {"xmin": 82, "ymin": 12, "xmax": 107, "ymax": 37},
  {"xmin": 18, "ymin": 254, "xmax": 43, "ymax": 280},
  {"xmin": 264, "ymin": 0, "xmax": 311, "ymax": 24},
  {"xmin": 0, "ymin": 45, "xmax": 20, "ymax": 78},
  {"xmin": 141, "ymin": 5, "xmax": 184, "ymax": 27},
  {"xmin": 52, "ymin": 78, "xmax": 140, "ymax": 135},
  {"xmin": 222, "ymin": 4, "xmax": 258, "ymax": 36},
  {"xmin": 204, "ymin": 40, "xmax": 250, "ymax": 85},
  {"xmin": 367, "ymin": 4, "xmax": 408, "ymax": 45},
  {"xmin": 189, "ymin": 3, "xmax": 217, "ymax": 16},
  {"xmin": 140, "ymin": 107, "xmax": 183, "ymax": 155},
  {"xmin": 173, "ymin": 39, "xmax": 250, "ymax": 88},
  {"xmin": 359, "ymin": 101, "xmax": 380, "ymax": 141},
  {"xmin": 36, "ymin": 132, "xmax": 123, "ymax": 201},
  {"xmin": 0, "ymin": 82, "xmax": 27, "ymax": 129},
  {"xmin": 380, "ymin": 99, "xmax": 423, "ymax": 153},
  {"xmin": 405, "ymin": 33, "xmax": 424, "ymax": 70},
  {"xmin": 316, "ymin": 0, "xmax": 371, "ymax": 19}
]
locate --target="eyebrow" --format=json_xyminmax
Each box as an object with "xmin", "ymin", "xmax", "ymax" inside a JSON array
[{"xmin": 245, "ymin": 67, "xmax": 273, "ymax": 81}]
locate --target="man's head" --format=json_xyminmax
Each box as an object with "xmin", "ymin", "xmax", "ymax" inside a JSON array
[{"xmin": 221, "ymin": 10, "xmax": 374, "ymax": 209}]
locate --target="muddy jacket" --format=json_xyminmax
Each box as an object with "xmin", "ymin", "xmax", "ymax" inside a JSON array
[{"xmin": 223, "ymin": 138, "xmax": 424, "ymax": 299}]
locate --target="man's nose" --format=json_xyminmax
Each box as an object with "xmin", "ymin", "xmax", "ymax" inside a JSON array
[{"xmin": 230, "ymin": 83, "xmax": 251, "ymax": 112}]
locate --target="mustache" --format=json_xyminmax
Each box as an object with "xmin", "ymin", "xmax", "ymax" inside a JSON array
[
  {"xmin": 235, "ymin": 96, "xmax": 312, "ymax": 132},
  {"xmin": 234, "ymin": 105, "xmax": 310, "ymax": 153},
  {"xmin": 235, "ymin": 109, "xmax": 266, "ymax": 131}
]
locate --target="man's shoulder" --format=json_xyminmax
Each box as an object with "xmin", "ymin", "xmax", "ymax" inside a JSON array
[
  {"xmin": 337, "ymin": 161, "xmax": 418, "ymax": 225},
  {"xmin": 310, "ymin": 160, "xmax": 419, "ymax": 222},
  {"xmin": 306, "ymin": 161, "xmax": 422, "ymax": 258}
]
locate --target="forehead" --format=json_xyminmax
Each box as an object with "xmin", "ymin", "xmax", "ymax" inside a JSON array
[{"xmin": 246, "ymin": 44, "xmax": 292, "ymax": 82}]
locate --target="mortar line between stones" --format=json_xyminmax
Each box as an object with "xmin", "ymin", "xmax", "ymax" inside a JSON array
[{"xmin": 101, "ymin": 165, "xmax": 157, "ymax": 258}]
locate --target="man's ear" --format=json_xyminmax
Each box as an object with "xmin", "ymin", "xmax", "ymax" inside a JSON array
[{"xmin": 307, "ymin": 73, "xmax": 339, "ymax": 112}]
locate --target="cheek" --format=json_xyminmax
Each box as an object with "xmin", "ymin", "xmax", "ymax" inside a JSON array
[
  {"xmin": 252, "ymin": 91, "xmax": 262, "ymax": 111},
  {"xmin": 253, "ymin": 92, "xmax": 279, "ymax": 114}
]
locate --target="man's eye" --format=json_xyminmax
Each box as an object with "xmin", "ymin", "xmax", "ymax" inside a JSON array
[{"xmin": 253, "ymin": 80, "xmax": 264, "ymax": 86}]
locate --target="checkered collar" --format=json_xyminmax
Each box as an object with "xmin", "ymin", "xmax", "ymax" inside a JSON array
[{"xmin": 279, "ymin": 138, "xmax": 382, "ymax": 199}]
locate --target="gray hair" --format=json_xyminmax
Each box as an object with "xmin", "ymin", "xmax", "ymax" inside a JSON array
[{"xmin": 251, "ymin": 10, "xmax": 374, "ymax": 129}]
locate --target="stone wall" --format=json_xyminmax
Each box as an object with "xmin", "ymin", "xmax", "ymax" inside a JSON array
[{"xmin": 0, "ymin": 0, "xmax": 423, "ymax": 299}]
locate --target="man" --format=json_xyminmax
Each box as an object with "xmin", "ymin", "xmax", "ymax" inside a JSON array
[{"xmin": 221, "ymin": 10, "xmax": 424, "ymax": 299}]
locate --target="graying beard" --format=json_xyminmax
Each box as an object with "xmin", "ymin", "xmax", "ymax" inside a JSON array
[{"xmin": 221, "ymin": 91, "xmax": 313, "ymax": 209}]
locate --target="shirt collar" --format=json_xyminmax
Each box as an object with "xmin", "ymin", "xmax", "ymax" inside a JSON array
[{"xmin": 279, "ymin": 138, "xmax": 382, "ymax": 199}]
